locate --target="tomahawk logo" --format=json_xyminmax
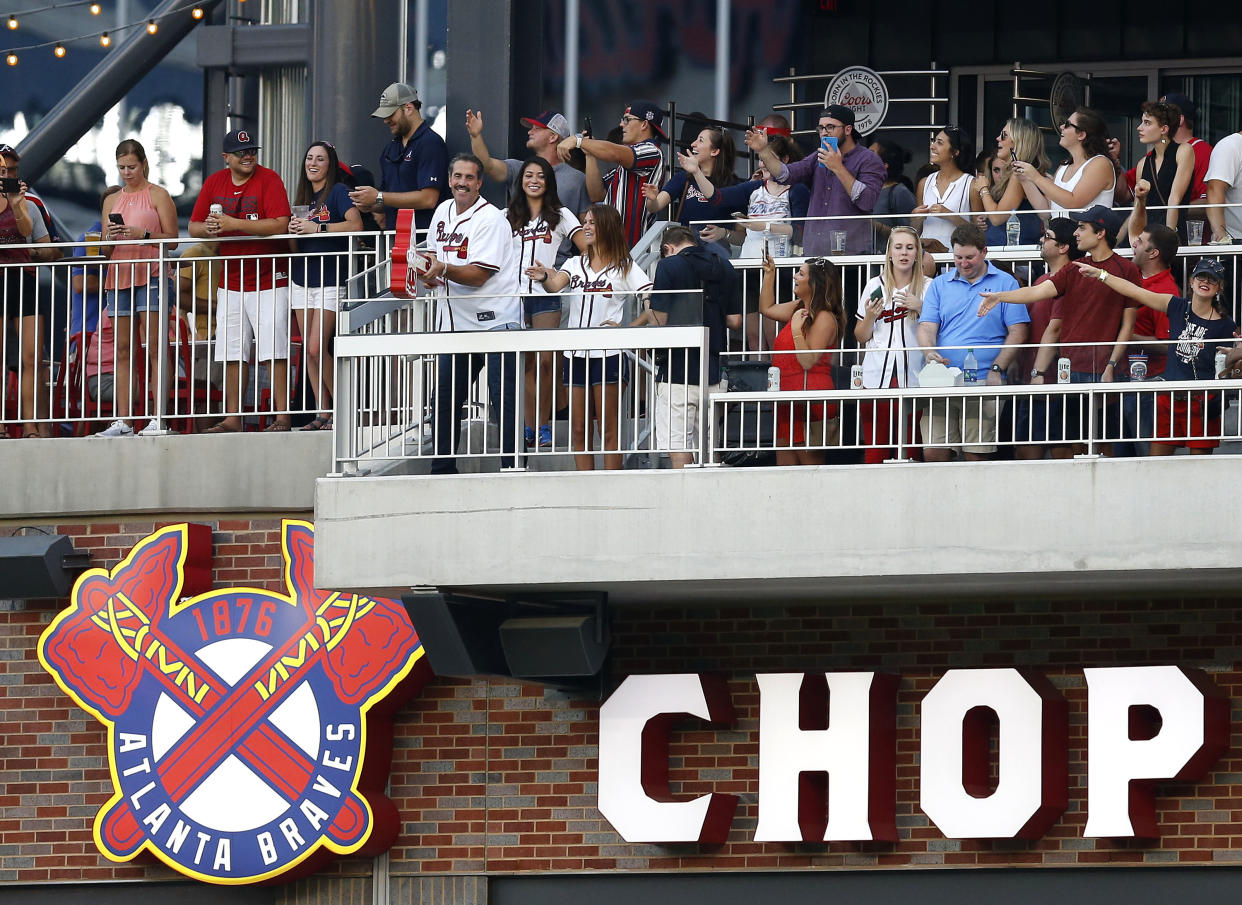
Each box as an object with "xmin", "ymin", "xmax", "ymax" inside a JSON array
[{"xmin": 38, "ymin": 520, "xmax": 429, "ymax": 885}]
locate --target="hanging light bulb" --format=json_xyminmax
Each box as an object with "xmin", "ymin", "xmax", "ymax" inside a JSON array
[
  {"xmin": 5, "ymin": 52, "xmax": 16, "ymax": 65},
  {"xmin": 53, "ymin": 42, "xmax": 66, "ymax": 57},
  {"xmin": 6, "ymin": 14, "xmax": 17, "ymax": 30},
  {"xmin": 99, "ymin": 31, "xmax": 110, "ymax": 47},
  {"xmin": 191, "ymin": 6, "xmax": 204, "ymax": 19},
  {"xmin": 89, "ymin": 2, "xmax": 101, "ymax": 13},
  {"xmin": 146, "ymin": 18, "xmax": 157, "ymax": 34}
]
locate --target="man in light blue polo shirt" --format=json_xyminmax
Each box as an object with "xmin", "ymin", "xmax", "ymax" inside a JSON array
[{"xmin": 917, "ymin": 223, "xmax": 1028, "ymax": 461}]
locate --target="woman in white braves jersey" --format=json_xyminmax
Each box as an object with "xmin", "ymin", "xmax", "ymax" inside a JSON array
[
  {"xmin": 526, "ymin": 204, "xmax": 651, "ymax": 471},
  {"xmin": 505, "ymin": 156, "xmax": 587, "ymax": 449},
  {"xmin": 854, "ymin": 226, "xmax": 928, "ymax": 463}
]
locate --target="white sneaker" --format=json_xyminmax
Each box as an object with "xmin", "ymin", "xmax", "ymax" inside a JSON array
[
  {"xmin": 95, "ymin": 420, "xmax": 134, "ymax": 437},
  {"xmin": 138, "ymin": 419, "xmax": 166, "ymax": 436}
]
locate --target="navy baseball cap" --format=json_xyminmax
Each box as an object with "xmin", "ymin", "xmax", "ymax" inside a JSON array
[
  {"xmin": 1190, "ymin": 256, "xmax": 1226, "ymax": 285},
  {"xmin": 1159, "ymin": 92, "xmax": 1198, "ymax": 125},
  {"xmin": 1071, "ymin": 204, "xmax": 1122, "ymax": 237},
  {"xmin": 822, "ymin": 104, "xmax": 856, "ymax": 128},
  {"xmin": 223, "ymin": 129, "xmax": 260, "ymax": 154},
  {"xmin": 624, "ymin": 100, "xmax": 667, "ymax": 140}
]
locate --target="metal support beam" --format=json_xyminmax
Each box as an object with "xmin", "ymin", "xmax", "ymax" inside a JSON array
[{"xmin": 15, "ymin": 0, "xmax": 225, "ymax": 182}]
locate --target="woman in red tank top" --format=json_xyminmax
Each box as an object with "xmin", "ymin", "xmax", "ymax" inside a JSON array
[
  {"xmin": 97, "ymin": 139, "xmax": 178, "ymax": 436},
  {"xmin": 758, "ymin": 251, "xmax": 846, "ymax": 466}
]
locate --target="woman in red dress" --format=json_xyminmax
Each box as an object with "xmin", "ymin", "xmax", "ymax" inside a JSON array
[{"xmin": 758, "ymin": 252, "xmax": 846, "ymax": 466}]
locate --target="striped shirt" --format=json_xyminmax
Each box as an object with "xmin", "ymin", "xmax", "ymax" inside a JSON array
[{"xmin": 604, "ymin": 139, "xmax": 665, "ymax": 248}]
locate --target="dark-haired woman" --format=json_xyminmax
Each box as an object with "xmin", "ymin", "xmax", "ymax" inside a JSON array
[
  {"xmin": 759, "ymin": 252, "xmax": 846, "ymax": 466},
  {"xmin": 96, "ymin": 138, "xmax": 178, "ymax": 437},
  {"xmin": 913, "ymin": 127, "xmax": 980, "ymax": 248},
  {"xmin": 869, "ymin": 139, "xmax": 917, "ymax": 242},
  {"xmin": 507, "ymin": 156, "xmax": 587, "ymax": 448},
  {"xmin": 643, "ymin": 126, "xmax": 753, "ymax": 252},
  {"xmin": 525, "ymin": 205, "xmax": 652, "ymax": 471},
  {"xmin": 1133, "ymin": 100, "xmax": 1195, "ymax": 237},
  {"xmin": 1014, "ymin": 106, "xmax": 1115, "ymax": 216},
  {"xmin": 289, "ymin": 140, "xmax": 363, "ymax": 431}
]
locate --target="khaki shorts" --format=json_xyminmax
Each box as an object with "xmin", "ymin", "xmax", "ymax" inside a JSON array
[
  {"xmin": 920, "ymin": 396, "xmax": 998, "ymax": 454},
  {"xmin": 654, "ymin": 381, "xmax": 720, "ymax": 452}
]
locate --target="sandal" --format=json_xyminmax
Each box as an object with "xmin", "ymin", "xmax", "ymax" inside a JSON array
[
  {"xmin": 202, "ymin": 422, "xmax": 241, "ymax": 434},
  {"xmin": 299, "ymin": 416, "xmax": 329, "ymax": 431},
  {"xmin": 262, "ymin": 421, "xmax": 292, "ymax": 432}
]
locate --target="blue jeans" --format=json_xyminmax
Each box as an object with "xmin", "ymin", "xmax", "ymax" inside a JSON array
[{"xmin": 430, "ymin": 324, "xmax": 521, "ymax": 474}]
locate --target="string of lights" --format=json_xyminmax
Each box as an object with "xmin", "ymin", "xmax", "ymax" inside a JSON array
[{"xmin": 3, "ymin": 1, "xmax": 213, "ymax": 65}]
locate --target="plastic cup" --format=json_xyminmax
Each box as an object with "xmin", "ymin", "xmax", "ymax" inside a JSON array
[
  {"xmin": 291, "ymin": 205, "xmax": 311, "ymax": 220},
  {"xmin": 830, "ymin": 230, "xmax": 848, "ymax": 254},
  {"xmin": 85, "ymin": 230, "xmax": 101, "ymax": 256},
  {"xmin": 1187, "ymin": 220, "xmax": 1204, "ymax": 246}
]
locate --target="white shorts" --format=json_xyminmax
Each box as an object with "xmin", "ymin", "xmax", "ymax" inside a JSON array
[
  {"xmin": 654, "ymin": 381, "xmax": 720, "ymax": 452},
  {"xmin": 289, "ymin": 283, "xmax": 340, "ymax": 312},
  {"xmin": 214, "ymin": 286, "xmax": 290, "ymax": 363}
]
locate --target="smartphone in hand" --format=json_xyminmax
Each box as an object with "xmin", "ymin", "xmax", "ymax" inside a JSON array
[
  {"xmin": 108, "ymin": 213, "xmax": 125, "ymax": 226},
  {"xmin": 0, "ymin": 177, "xmax": 19, "ymax": 194},
  {"xmin": 820, "ymin": 135, "xmax": 838, "ymax": 167}
]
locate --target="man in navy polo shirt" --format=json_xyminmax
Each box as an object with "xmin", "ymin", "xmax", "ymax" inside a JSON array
[{"xmin": 349, "ymin": 82, "xmax": 448, "ymax": 235}]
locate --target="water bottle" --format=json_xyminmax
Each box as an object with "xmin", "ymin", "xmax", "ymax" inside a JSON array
[
  {"xmin": 1005, "ymin": 213, "xmax": 1021, "ymax": 247},
  {"xmin": 963, "ymin": 348, "xmax": 978, "ymax": 383},
  {"xmin": 762, "ymin": 224, "xmax": 773, "ymax": 257},
  {"xmin": 767, "ymin": 366, "xmax": 781, "ymax": 391},
  {"xmin": 1215, "ymin": 348, "xmax": 1228, "ymax": 379}
]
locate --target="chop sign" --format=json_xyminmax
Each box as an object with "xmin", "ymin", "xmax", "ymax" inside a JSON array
[{"xmin": 598, "ymin": 667, "xmax": 1228, "ymax": 843}]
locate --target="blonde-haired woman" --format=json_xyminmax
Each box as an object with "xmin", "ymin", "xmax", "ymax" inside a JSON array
[
  {"xmin": 854, "ymin": 226, "xmax": 928, "ymax": 463},
  {"xmin": 976, "ymin": 117, "xmax": 1050, "ymax": 246}
]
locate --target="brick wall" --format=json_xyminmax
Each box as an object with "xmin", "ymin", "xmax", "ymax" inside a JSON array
[{"xmin": 3, "ymin": 519, "xmax": 1241, "ymax": 886}]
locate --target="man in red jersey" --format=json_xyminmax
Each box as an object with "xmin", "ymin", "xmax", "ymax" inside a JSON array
[{"xmin": 190, "ymin": 129, "xmax": 292, "ymax": 432}]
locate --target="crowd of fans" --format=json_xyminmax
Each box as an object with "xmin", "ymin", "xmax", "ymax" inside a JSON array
[{"xmin": 3, "ymin": 82, "xmax": 1241, "ymax": 465}]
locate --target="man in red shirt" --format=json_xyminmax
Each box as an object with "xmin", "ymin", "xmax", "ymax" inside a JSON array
[
  {"xmin": 190, "ymin": 130, "xmax": 292, "ymax": 432},
  {"xmin": 981, "ymin": 205, "xmax": 1141, "ymax": 456}
]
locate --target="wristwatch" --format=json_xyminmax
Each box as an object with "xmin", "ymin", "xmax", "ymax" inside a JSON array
[
  {"xmin": 1030, "ymin": 368, "xmax": 1042, "ymax": 378},
  {"xmin": 375, "ymin": 191, "xmax": 384, "ymax": 207},
  {"xmin": 1107, "ymin": 359, "xmax": 1118, "ymax": 369},
  {"xmin": 1096, "ymin": 268, "xmax": 1108, "ymax": 282},
  {"xmin": 575, "ymin": 134, "xmax": 584, "ymax": 149},
  {"xmin": 990, "ymin": 364, "xmax": 1003, "ymax": 374}
]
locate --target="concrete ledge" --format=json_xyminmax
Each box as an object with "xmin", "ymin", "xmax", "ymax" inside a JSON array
[
  {"xmin": 314, "ymin": 457, "xmax": 1242, "ymax": 603},
  {"xmin": 2, "ymin": 432, "xmax": 331, "ymax": 518}
]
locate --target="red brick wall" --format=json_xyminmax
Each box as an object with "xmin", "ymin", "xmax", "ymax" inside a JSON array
[{"xmin": 3, "ymin": 518, "xmax": 1240, "ymax": 884}]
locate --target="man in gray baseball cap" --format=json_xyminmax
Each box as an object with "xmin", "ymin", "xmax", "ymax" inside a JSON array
[{"xmin": 349, "ymin": 81, "xmax": 447, "ymax": 232}]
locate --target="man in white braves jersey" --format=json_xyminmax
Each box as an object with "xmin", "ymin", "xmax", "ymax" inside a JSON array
[{"xmin": 420, "ymin": 153, "xmax": 523, "ymax": 474}]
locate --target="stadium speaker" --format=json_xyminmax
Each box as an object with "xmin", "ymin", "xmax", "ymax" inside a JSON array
[
  {"xmin": 402, "ymin": 590, "xmax": 511, "ymax": 677},
  {"xmin": 0, "ymin": 535, "xmax": 90, "ymax": 599},
  {"xmin": 498, "ymin": 614, "xmax": 609, "ymax": 679}
]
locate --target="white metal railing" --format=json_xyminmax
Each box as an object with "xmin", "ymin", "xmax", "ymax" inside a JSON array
[{"xmin": 1, "ymin": 232, "xmax": 383, "ymax": 436}]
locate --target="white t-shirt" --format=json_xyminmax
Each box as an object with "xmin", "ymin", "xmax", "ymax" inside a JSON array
[
  {"xmin": 920, "ymin": 171, "xmax": 973, "ymax": 247},
  {"xmin": 1205, "ymin": 133, "xmax": 1242, "ymax": 238},
  {"xmin": 557, "ymin": 257, "xmax": 652, "ymax": 358},
  {"xmin": 507, "ymin": 207, "xmax": 582, "ymax": 295},
  {"xmin": 739, "ymin": 182, "xmax": 792, "ymax": 259},
  {"xmin": 427, "ymin": 196, "xmax": 522, "ymax": 332},
  {"xmin": 1048, "ymin": 154, "xmax": 1115, "ymax": 216},
  {"xmin": 855, "ymin": 274, "xmax": 925, "ymax": 389}
]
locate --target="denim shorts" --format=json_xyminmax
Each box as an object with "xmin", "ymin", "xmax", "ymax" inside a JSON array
[
  {"xmin": 524, "ymin": 294, "xmax": 562, "ymax": 320},
  {"xmin": 565, "ymin": 354, "xmax": 628, "ymax": 387},
  {"xmin": 106, "ymin": 279, "xmax": 167, "ymax": 317}
]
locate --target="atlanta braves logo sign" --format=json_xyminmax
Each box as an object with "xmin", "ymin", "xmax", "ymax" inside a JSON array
[{"xmin": 38, "ymin": 520, "xmax": 429, "ymax": 885}]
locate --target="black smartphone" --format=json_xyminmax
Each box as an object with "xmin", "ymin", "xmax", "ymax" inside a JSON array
[
  {"xmin": 0, "ymin": 177, "xmax": 19, "ymax": 194},
  {"xmin": 583, "ymin": 115, "xmax": 593, "ymax": 139},
  {"xmin": 108, "ymin": 212, "xmax": 125, "ymax": 226}
]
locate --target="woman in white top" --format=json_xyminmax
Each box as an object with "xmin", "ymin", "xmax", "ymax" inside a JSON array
[
  {"xmin": 1013, "ymin": 106, "xmax": 1116, "ymax": 216},
  {"xmin": 913, "ymin": 126, "xmax": 980, "ymax": 247},
  {"xmin": 526, "ymin": 204, "xmax": 651, "ymax": 471},
  {"xmin": 506, "ymin": 156, "xmax": 587, "ymax": 448},
  {"xmin": 854, "ymin": 226, "xmax": 928, "ymax": 464}
]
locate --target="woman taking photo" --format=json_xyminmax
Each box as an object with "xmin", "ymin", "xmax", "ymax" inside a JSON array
[
  {"xmin": 1013, "ymin": 106, "xmax": 1116, "ymax": 216},
  {"xmin": 0, "ymin": 156, "xmax": 52, "ymax": 438},
  {"xmin": 288, "ymin": 139, "xmax": 363, "ymax": 431},
  {"xmin": 507, "ymin": 155, "xmax": 587, "ymax": 448},
  {"xmin": 854, "ymin": 226, "xmax": 928, "ymax": 463},
  {"xmin": 1073, "ymin": 256, "xmax": 1235, "ymax": 456},
  {"xmin": 96, "ymin": 138, "xmax": 178, "ymax": 437},
  {"xmin": 525, "ymin": 204, "xmax": 652, "ymax": 471},
  {"xmin": 913, "ymin": 126, "xmax": 979, "ymax": 248},
  {"xmin": 642, "ymin": 125, "xmax": 749, "ymax": 251},
  {"xmin": 759, "ymin": 252, "xmax": 846, "ymax": 466},
  {"xmin": 1132, "ymin": 100, "xmax": 1195, "ymax": 237},
  {"xmin": 976, "ymin": 117, "xmax": 1050, "ymax": 246}
]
